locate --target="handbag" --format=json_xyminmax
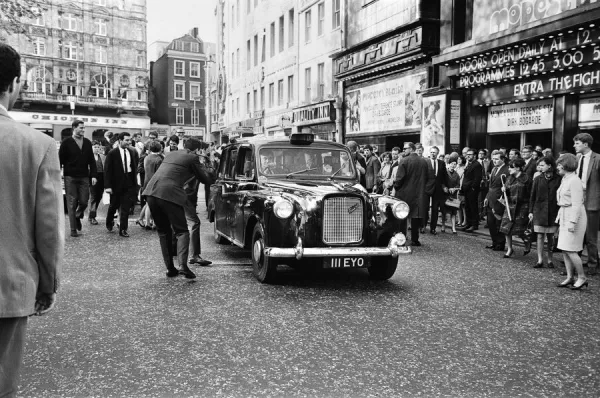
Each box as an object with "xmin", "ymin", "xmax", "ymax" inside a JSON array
[{"xmin": 445, "ymin": 192, "xmax": 461, "ymax": 209}]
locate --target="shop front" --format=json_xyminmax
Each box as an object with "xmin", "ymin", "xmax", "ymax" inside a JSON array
[
  {"xmin": 9, "ymin": 110, "xmax": 150, "ymax": 142},
  {"xmin": 264, "ymin": 111, "xmax": 293, "ymax": 138},
  {"xmin": 434, "ymin": 2, "xmax": 600, "ymax": 153},
  {"xmin": 292, "ymin": 100, "xmax": 336, "ymax": 141}
]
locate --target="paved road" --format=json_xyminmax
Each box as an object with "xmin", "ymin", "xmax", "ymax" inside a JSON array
[{"xmin": 19, "ymin": 200, "xmax": 600, "ymax": 397}]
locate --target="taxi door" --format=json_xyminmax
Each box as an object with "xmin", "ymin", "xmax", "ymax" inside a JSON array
[
  {"xmin": 215, "ymin": 147, "xmax": 238, "ymax": 241},
  {"xmin": 232, "ymin": 145, "xmax": 257, "ymax": 244}
]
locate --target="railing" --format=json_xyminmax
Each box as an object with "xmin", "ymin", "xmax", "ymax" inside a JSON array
[{"xmin": 19, "ymin": 92, "xmax": 148, "ymax": 110}]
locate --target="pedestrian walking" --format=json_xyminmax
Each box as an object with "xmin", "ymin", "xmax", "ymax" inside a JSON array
[
  {"xmin": 142, "ymin": 138, "xmax": 215, "ymax": 279},
  {"xmin": 59, "ymin": 119, "xmax": 98, "ymax": 237},
  {"xmin": 484, "ymin": 151, "xmax": 509, "ymax": 251},
  {"xmin": 393, "ymin": 142, "xmax": 434, "ymax": 246},
  {"xmin": 528, "ymin": 156, "xmax": 561, "ymax": 268},
  {"xmin": 0, "ymin": 43, "xmax": 63, "ymax": 397},
  {"xmin": 137, "ymin": 141, "xmax": 163, "ymax": 229},
  {"xmin": 104, "ymin": 132, "xmax": 139, "ymax": 237},
  {"xmin": 88, "ymin": 140, "xmax": 106, "ymax": 225},
  {"xmin": 574, "ymin": 132, "xmax": 600, "ymax": 275},
  {"xmin": 499, "ymin": 159, "xmax": 532, "ymax": 258},
  {"xmin": 461, "ymin": 149, "xmax": 483, "ymax": 232},
  {"xmin": 556, "ymin": 154, "xmax": 588, "ymax": 289}
]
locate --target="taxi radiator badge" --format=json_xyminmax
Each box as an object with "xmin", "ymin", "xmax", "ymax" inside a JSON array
[{"xmin": 348, "ymin": 203, "xmax": 359, "ymax": 214}]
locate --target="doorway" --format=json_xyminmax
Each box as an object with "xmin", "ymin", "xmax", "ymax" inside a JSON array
[
  {"xmin": 524, "ymin": 131, "xmax": 553, "ymax": 151},
  {"xmin": 488, "ymin": 133, "xmax": 521, "ymax": 152},
  {"xmin": 386, "ymin": 133, "xmax": 420, "ymax": 152}
]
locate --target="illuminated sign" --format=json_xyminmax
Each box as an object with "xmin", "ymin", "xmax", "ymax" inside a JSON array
[
  {"xmin": 488, "ymin": 99, "xmax": 553, "ymax": 132},
  {"xmin": 579, "ymin": 97, "xmax": 600, "ymax": 124}
]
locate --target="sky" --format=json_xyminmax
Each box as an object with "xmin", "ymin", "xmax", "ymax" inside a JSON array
[{"xmin": 146, "ymin": 0, "xmax": 217, "ymax": 46}]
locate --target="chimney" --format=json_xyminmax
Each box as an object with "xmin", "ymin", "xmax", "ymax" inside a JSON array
[{"xmin": 189, "ymin": 27, "xmax": 199, "ymax": 38}]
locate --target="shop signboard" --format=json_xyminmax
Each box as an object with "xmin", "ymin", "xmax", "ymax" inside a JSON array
[
  {"xmin": 293, "ymin": 101, "xmax": 335, "ymax": 126},
  {"xmin": 450, "ymin": 100, "xmax": 461, "ymax": 145},
  {"xmin": 472, "ymin": 0, "xmax": 598, "ymax": 40},
  {"xmin": 488, "ymin": 99, "xmax": 553, "ymax": 133},
  {"xmin": 579, "ymin": 97, "xmax": 600, "ymax": 125},
  {"xmin": 345, "ymin": 71, "xmax": 428, "ymax": 135},
  {"xmin": 421, "ymin": 94, "xmax": 446, "ymax": 155},
  {"xmin": 9, "ymin": 111, "xmax": 150, "ymax": 129}
]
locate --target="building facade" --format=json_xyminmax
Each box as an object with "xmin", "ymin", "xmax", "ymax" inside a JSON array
[
  {"xmin": 6, "ymin": 0, "xmax": 150, "ymax": 141},
  {"xmin": 332, "ymin": 0, "xmax": 441, "ymax": 152},
  {"xmin": 433, "ymin": 0, "xmax": 600, "ymax": 154},
  {"xmin": 149, "ymin": 30, "xmax": 214, "ymax": 138}
]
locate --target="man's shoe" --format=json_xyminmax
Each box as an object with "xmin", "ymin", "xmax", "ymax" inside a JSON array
[
  {"xmin": 411, "ymin": 240, "xmax": 422, "ymax": 247},
  {"xmin": 464, "ymin": 226, "xmax": 478, "ymax": 232},
  {"xmin": 430, "ymin": 229, "xmax": 437, "ymax": 235},
  {"xmin": 493, "ymin": 246, "xmax": 506, "ymax": 251},
  {"xmin": 89, "ymin": 218, "xmax": 99, "ymax": 225},
  {"xmin": 119, "ymin": 230, "xmax": 130, "ymax": 238},
  {"xmin": 76, "ymin": 218, "xmax": 82, "ymax": 231},
  {"xmin": 189, "ymin": 256, "xmax": 212, "ymax": 266},
  {"xmin": 106, "ymin": 223, "xmax": 114, "ymax": 232},
  {"xmin": 179, "ymin": 267, "xmax": 197, "ymax": 279},
  {"xmin": 485, "ymin": 244, "xmax": 495, "ymax": 249},
  {"xmin": 419, "ymin": 227, "xmax": 425, "ymax": 234},
  {"xmin": 166, "ymin": 268, "xmax": 179, "ymax": 277},
  {"xmin": 70, "ymin": 230, "xmax": 78, "ymax": 237}
]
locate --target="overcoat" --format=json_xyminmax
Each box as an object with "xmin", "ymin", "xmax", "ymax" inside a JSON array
[
  {"xmin": 529, "ymin": 173, "xmax": 561, "ymax": 227},
  {"xmin": 393, "ymin": 153, "xmax": 434, "ymax": 218},
  {"xmin": 364, "ymin": 155, "xmax": 381, "ymax": 191},
  {"xmin": 499, "ymin": 173, "xmax": 531, "ymax": 236}
]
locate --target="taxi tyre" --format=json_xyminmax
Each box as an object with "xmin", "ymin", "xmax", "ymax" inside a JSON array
[
  {"xmin": 213, "ymin": 218, "xmax": 229, "ymax": 245},
  {"xmin": 368, "ymin": 257, "xmax": 398, "ymax": 280},
  {"xmin": 251, "ymin": 223, "xmax": 278, "ymax": 283}
]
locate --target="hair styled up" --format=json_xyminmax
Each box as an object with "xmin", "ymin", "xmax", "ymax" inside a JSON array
[{"xmin": 556, "ymin": 153, "xmax": 578, "ymax": 172}]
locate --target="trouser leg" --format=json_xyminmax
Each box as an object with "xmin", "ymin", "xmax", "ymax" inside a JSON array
[
  {"xmin": 148, "ymin": 196, "xmax": 176, "ymax": 271},
  {"xmin": 0, "ymin": 317, "xmax": 28, "ymax": 398},
  {"xmin": 465, "ymin": 190, "xmax": 479, "ymax": 226},
  {"xmin": 486, "ymin": 207, "xmax": 505, "ymax": 247},
  {"xmin": 64, "ymin": 176, "xmax": 78, "ymax": 231},
  {"xmin": 411, "ymin": 218, "xmax": 421, "ymax": 242},
  {"xmin": 106, "ymin": 193, "xmax": 121, "ymax": 228},
  {"xmin": 184, "ymin": 201, "xmax": 201, "ymax": 257},
  {"xmin": 88, "ymin": 177, "xmax": 103, "ymax": 219},
  {"xmin": 118, "ymin": 186, "xmax": 135, "ymax": 232},
  {"xmin": 75, "ymin": 178, "xmax": 89, "ymax": 219},
  {"xmin": 430, "ymin": 198, "xmax": 442, "ymax": 231},
  {"xmin": 586, "ymin": 210, "xmax": 599, "ymax": 268}
]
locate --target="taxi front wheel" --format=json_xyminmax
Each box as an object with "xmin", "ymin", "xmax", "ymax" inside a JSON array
[
  {"xmin": 368, "ymin": 257, "xmax": 398, "ymax": 280},
  {"xmin": 251, "ymin": 223, "xmax": 278, "ymax": 283}
]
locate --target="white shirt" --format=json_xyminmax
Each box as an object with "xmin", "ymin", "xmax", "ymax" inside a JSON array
[
  {"xmin": 120, "ymin": 147, "xmax": 131, "ymax": 173},
  {"xmin": 577, "ymin": 151, "xmax": 591, "ymax": 190},
  {"xmin": 431, "ymin": 159, "xmax": 437, "ymax": 176}
]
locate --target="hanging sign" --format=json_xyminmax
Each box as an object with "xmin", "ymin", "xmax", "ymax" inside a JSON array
[
  {"xmin": 579, "ymin": 97, "xmax": 600, "ymax": 125},
  {"xmin": 487, "ymin": 99, "xmax": 553, "ymax": 133}
]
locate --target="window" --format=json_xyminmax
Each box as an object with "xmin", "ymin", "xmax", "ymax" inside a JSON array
[
  {"xmin": 269, "ymin": 83, "xmax": 274, "ymax": 107},
  {"xmin": 247, "ymin": 0, "xmax": 251, "ymax": 13},
  {"xmin": 254, "ymin": 35, "xmax": 258, "ymax": 66},
  {"xmin": 453, "ymin": 0, "xmax": 474, "ymax": 44},
  {"xmin": 236, "ymin": 48, "xmax": 240, "ymax": 76},
  {"xmin": 97, "ymin": 0, "xmax": 106, "ymax": 5},
  {"xmin": 246, "ymin": 92, "xmax": 251, "ymax": 114},
  {"xmin": 261, "ymin": 35, "xmax": 266, "ymax": 63},
  {"xmin": 174, "ymin": 40, "xmax": 184, "ymax": 50},
  {"xmin": 174, "ymin": 82, "xmax": 185, "ymax": 99},
  {"xmin": 232, "ymin": 99, "xmax": 235, "ymax": 116},
  {"xmin": 174, "ymin": 60, "xmax": 184, "ymax": 76},
  {"xmin": 332, "ymin": 0, "xmax": 341, "ymax": 29},
  {"xmin": 32, "ymin": 38, "xmax": 45, "ymax": 56},
  {"xmin": 95, "ymin": 46, "xmax": 107, "ymax": 64},
  {"xmin": 33, "ymin": 13, "xmax": 44, "ymax": 26},
  {"xmin": 138, "ymin": 91, "xmax": 146, "ymax": 101},
  {"xmin": 287, "ymin": 75, "xmax": 294, "ymax": 103},
  {"xmin": 190, "ymin": 83, "xmax": 200, "ymax": 100},
  {"xmin": 288, "ymin": 9, "xmax": 294, "ymax": 47},
  {"xmin": 260, "ymin": 86, "xmax": 265, "ymax": 109},
  {"xmin": 279, "ymin": 15, "xmax": 284, "ymax": 53},
  {"xmin": 305, "ymin": 67, "xmax": 311, "ymax": 102},
  {"xmin": 191, "ymin": 42, "xmax": 200, "ymax": 52},
  {"xmin": 190, "ymin": 62, "xmax": 200, "ymax": 77},
  {"xmin": 253, "ymin": 89, "xmax": 257, "ymax": 112},
  {"xmin": 270, "ymin": 22, "xmax": 275, "ymax": 57},
  {"xmin": 192, "ymin": 108, "xmax": 199, "ymax": 125},
  {"xmin": 63, "ymin": 13, "xmax": 78, "ymax": 31},
  {"xmin": 318, "ymin": 2, "xmax": 325, "ymax": 36},
  {"xmin": 135, "ymin": 26, "xmax": 144, "ymax": 41},
  {"xmin": 231, "ymin": 5, "xmax": 235, "ymax": 27},
  {"xmin": 66, "ymin": 85, "xmax": 77, "ymax": 96},
  {"xmin": 94, "ymin": 18, "xmax": 107, "ymax": 35},
  {"xmin": 278, "ymin": 79, "xmax": 284, "ymax": 106},
  {"xmin": 176, "ymin": 108, "xmax": 184, "ymax": 124},
  {"xmin": 236, "ymin": 97, "xmax": 240, "ymax": 116},
  {"xmin": 318, "ymin": 63, "xmax": 325, "ymax": 99},
  {"xmin": 231, "ymin": 52, "xmax": 235, "ymax": 77},
  {"xmin": 91, "ymin": 74, "xmax": 111, "ymax": 98},
  {"xmin": 247, "ymin": 40, "xmax": 251, "ymax": 70},
  {"xmin": 236, "ymin": 0, "xmax": 240, "ymax": 23},
  {"xmin": 64, "ymin": 41, "xmax": 78, "ymax": 60},
  {"xmin": 305, "ymin": 11, "xmax": 311, "ymax": 43},
  {"xmin": 136, "ymin": 52, "xmax": 145, "ymax": 68},
  {"xmin": 254, "ymin": 0, "xmax": 258, "ymax": 7}
]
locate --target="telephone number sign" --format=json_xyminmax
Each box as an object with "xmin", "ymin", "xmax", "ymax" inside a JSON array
[
  {"xmin": 458, "ymin": 45, "xmax": 600, "ymax": 87},
  {"xmin": 448, "ymin": 27, "xmax": 600, "ymax": 77}
]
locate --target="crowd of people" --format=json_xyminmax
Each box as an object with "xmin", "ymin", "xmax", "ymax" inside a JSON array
[{"xmin": 345, "ymin": 135, "xmax": 599, "ymax": 290}]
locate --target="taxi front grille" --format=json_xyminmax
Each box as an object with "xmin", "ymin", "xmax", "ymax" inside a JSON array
[{"xmin": 322, "ymin": 197, "xmax": 363, "ymax": 244}]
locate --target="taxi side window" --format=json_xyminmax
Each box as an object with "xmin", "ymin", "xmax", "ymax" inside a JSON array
[
  {"xmin": 235, "ymin": 147, "xmax": 254, "ymax": 179},
  {"xmin": 225, "ymin": 149, "xmax": 238, "ymax": 179},
  {"xmin": 217, "ymin": 149, "xmax": 229, "ymax": 178}
]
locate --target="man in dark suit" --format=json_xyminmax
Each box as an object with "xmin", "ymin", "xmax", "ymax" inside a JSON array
[
  {"xmin": 143, "ymin": 138, "xmax": 215, "ymax": 279},
  {"xmin": 478, "ymin": 149, "xmax": 492, "ymax": 221},
  {"xmin": 363, "ymin": 144, "xmax": 381, "ymax": 193},
  {"xmin": 521, "ymin": 145, "xmax": 536, "ymax": 181},
  {"xmin": 347, "ymin": 141, "xmax": 367, "ymax": 188},
  {"xmin": 88, "ymin": 140, "xmax": 106, "ymax": 225},
  {"xmin": 104, "ymin": 132, "xmax": 139, "ymax": 237},
  {"xmin": 484, "ymin": 151, "xmax": 509, "ymax": 250},
  {"xmin": 426, "ymin": 146, "xmax": 448, "ymax": 235},
  {"xmin": 461, "ymin": 148, "xmax": 483, "ymax": 232},
  {"xmin": 394, "ymin": 142, "xmax": 434, "ymax": 246}
]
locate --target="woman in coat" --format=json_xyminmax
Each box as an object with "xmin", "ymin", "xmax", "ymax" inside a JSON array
[
  {"xmin": 443, "ymin": 156, "xmax": 461, "ymax": 234},
  {"xmin": 455, "ymin": 155, "xmax": 467, "ymax": 227},
  {"xmin": 528, "ymin": 156, "xmax": 561, "ymax": 268},
  {"xmin": 555, "ymin": 154, "xmax": 588, "ymax": 290},
  {"xmin": 499, "ymin": 158, "xmax": 532, "ymax": 258}
]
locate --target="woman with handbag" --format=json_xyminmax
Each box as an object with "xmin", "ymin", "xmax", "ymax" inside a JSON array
[
  {"xmin": 443, "ymin": 157, "xmax": 461, "ymax": 234},
  {"xmin": 528, "ymin": 156, "xmax": 561, "ymax": 268},
  {"xmin": 499, "ymin": 158, "xmax": 532, "ymax": 258},
  {"xmin": 555, "ymin": 154, "xmax": 588, "ymax": 290}
]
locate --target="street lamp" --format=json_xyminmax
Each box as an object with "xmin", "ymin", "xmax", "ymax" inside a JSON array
[
  {"xmin": 192, "ymin": 96, "xmax": 203, "ymax": 132},
  {"xmin": 204, "ymin": 55, "xmax": 216, "ymax": 142}
]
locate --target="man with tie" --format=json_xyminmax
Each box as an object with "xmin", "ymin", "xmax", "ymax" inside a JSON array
[
  {"xmin": 427, "ymin": 146, "xmax": 448, "ymax": 235},
  {"xmin": 88, "ymin": 141, "xmax": 106, "ymax": 225},
  {"xmin": 461, "ymin": 148, "xmax": 483, "ymax": 232},
  {"xmin": 104, "ymin": 132, "xmax": 139, "ymax": 237},
  {"xmin": 574, "ymin": 132, "xmax": 600, "ymax": 275},
  {"xmin": 521, "ymin": 145, "xmax": 536, "ymax": 181},
  {"xmin": 484, "ymin": 151, "xmax": 509, "ymax": 250}
]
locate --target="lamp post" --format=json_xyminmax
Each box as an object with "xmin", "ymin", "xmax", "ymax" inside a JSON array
[
  {"xmin": 204, "ymin": 55, "xmax": 216, "ymax": 142},
  {"xmin": 192, "ymin": 95, "xmax": 202, "ymax": 136}
]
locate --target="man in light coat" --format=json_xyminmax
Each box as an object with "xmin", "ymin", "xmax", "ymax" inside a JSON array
[
  {"xmin": 574, "ymin": 132, "xmax": 600, "ymax": 275},
  {"xmin": 0, "ymin": 43, "xmax": 64, "ymax": 397}
]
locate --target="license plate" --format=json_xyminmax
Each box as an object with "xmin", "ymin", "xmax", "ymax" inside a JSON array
[{"xmin": 323, "ymin": 257, "xmax": 369, "ymax": 269}]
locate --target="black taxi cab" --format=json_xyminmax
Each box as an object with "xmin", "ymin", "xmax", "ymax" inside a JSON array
[{"xmin": 208, "ymin": 133, "xmax": 412, "ymax": 283}]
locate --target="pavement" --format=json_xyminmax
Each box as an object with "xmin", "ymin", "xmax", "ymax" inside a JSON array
[{"xmin": 17, "ymin": 195, "xmax": 600, "ymax": 397}]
